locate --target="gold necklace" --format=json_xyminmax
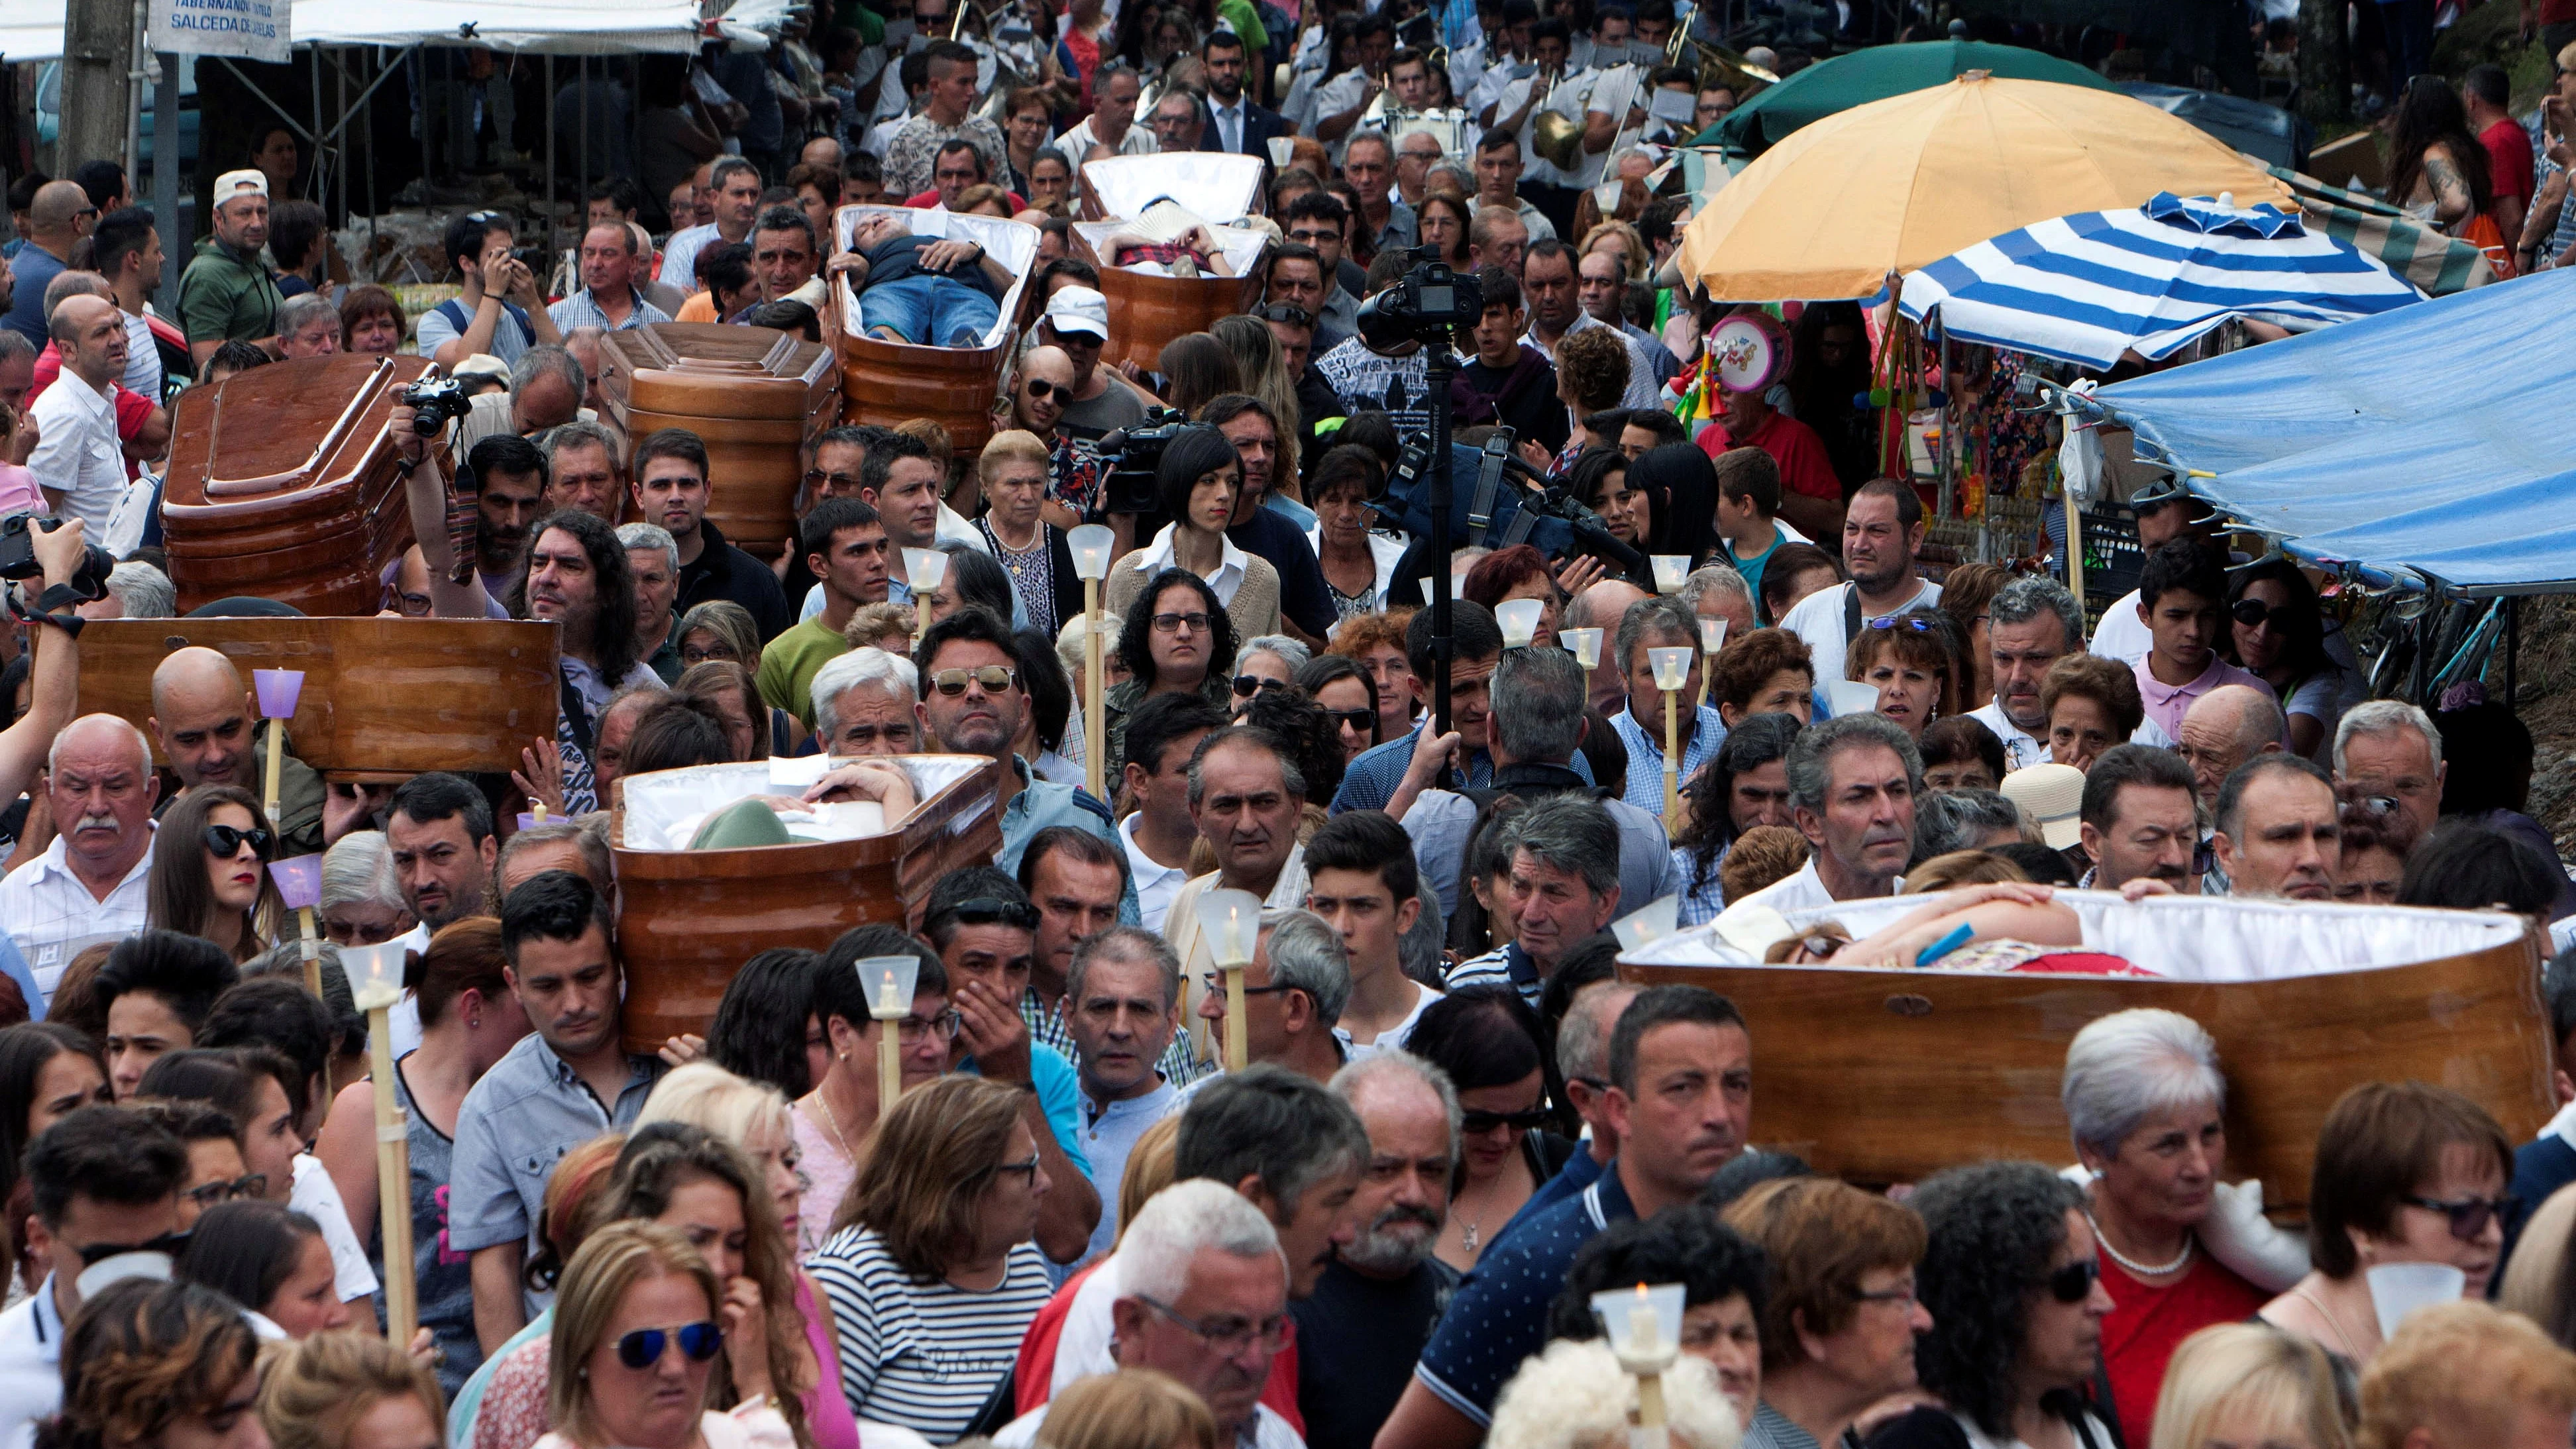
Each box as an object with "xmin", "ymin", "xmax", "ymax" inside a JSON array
[{"xmin": 806, "ymin": 1088, "xmax": 859, "ymax": 1167}]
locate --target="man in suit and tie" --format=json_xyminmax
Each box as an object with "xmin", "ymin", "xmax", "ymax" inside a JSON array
[{"xmin": 1200, "ymin": 29, "xmax": 1293, "ymax": 160}]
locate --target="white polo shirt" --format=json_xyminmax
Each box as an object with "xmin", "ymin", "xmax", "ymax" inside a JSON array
[
  {"xmin": 0, "ymin": 1275, "xmax": 64, "ymax": 1449},
  {"xmin": 0, "ymin": 831, "xmax": 155, "ymax": 1006},
  {"xmin": 27, "ymin": 368, "xmax": 128, "ymax": 531}
]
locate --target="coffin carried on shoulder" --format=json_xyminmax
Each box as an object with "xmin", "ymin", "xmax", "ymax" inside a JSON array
[
  {"xmin": 832, "ymin": 206, "xmax": 1043, "ymax": 459},
  {"xmin": 1075, "ymin": 154, "xmax": 1272, "ymax": 374},
  {"xmin": 1616, "ymin": 891, "xmax": 2551, "ymax": 1210},
  {"xmin": 611, "ymin": 753, "xmax": 1003, "ymax": 1051},
  {"xmin": 76, "ymin": 617, "xmax": 561, "ymax": 777},
  {"xmin": 598, "ymin": 323, "xmax": 839, "ymax": 557},
  {"xmin": 160, "ymin": 354, "xmax": 434, "ymax": 616}
]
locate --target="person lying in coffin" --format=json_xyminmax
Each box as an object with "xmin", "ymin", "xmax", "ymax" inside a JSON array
[{"xmin": 832, "ymin": 211, "xmax": 1020, "ymax": 348}]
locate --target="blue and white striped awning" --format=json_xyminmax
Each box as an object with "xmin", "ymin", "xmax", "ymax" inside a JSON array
[{"xmin": 1896, "ymin": 192, "xmax": 2425, "ymax": 370}]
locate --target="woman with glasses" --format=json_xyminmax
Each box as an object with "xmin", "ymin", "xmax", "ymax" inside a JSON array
[
  {"xmin": 315, "ymin": 917, "xmax": 530, "ymax": 1397},
  {"xmin": 144, "ymin": 786, "xmax": 282, "ymax": 963},
  {"xmin": 1102, "ymin": 567, "xmax": 1239, "ymax": 778},
  {"xmin": 794, "ymin": 927, "xmax": 955, "ymax": 1252},
  {"xmin": 1230, "ymin": 636, "xmax": 1310, "ymax": 716},
  {"xmin": 677, "ymin": 600, "xmax": 767, "ymax": 672},
  {"xmin": 1404, "ymin": 987, "xmax": 1574, "ymax": 1273},
  {"xmin": 809, "ymin": 1074, "xmax": 1054, "ymax": 1440},
  {"xmin": 1296, "ymin": 654, "xmax": 1381, "ymax": 765},
  {"xmin": 1720, "ymin": 1176, "xmax": 1933, "ymax": 1449},
  {"xmin": 2259, "ymin": 1081, "xmax": 2512, "ymax": 1367},
  {"xmin": 317, "ymin": 830, "xmax": 417, "ymax": 949},
  {"xmin": 2059, "ymin": 1009, "xmax": 2271, "ymax": 1449},
  {"xmin": 176, "ymin": 1199, "xmax": 351, "ymax": 1338},
  {"xmin": 1865, "ymin": 1160, "xmax": 2118, "ymax": 1449},
  {"xmin": 1846, "ymin": 608, "xmax": 1961, "ymax": 745},
  {"xmin": 534, "ymin": 1219, "xmax": 794, "ymax": 1449},
  {"xmin": 2039, "ymin": 652, "xmax": 2145, "ymax": 775},
  {"xmin": 1417, "ymin": 191, "xmax": 1473, "ymax": 270},
  {"xmin": 1672, "ymin": 712, "xmax": 1802, "ymax": 925},
  {"xmin": 2224, "ymin": 559, "xmax": 2359, "ymax": 765},
  {"xmin": 1103, "ymin": 426, "xmax": 1282, "ymax": 643}
]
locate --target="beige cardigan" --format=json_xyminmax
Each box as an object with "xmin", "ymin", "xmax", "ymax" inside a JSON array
[{"xmin": 1102, "ymin": 543, "xmax": 1284, "ymax": 643}]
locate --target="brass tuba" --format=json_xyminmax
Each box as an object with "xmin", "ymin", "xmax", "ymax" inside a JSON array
[{"xmin": 1529, "ymin": 68, "xmax": 1585, "ymax": 172}]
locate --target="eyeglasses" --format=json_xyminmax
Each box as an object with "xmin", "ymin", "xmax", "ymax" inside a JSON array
[
  {"xmin": 77, "ymin": 1231, "xmax": 193, "ymax": 1266},
  {"xmin": 896, "ymin": 1008, "xmax": 963, "ymax": 1042},
  {"xmin": 614, "ymin": 1320, "xmax": 725, "ymax": 1370},
  {"xmin": 930, "ymin": 665, "xmax": 1019, "ymax": 696},
  {"xmin": 184, "ymin": 1173, "xmax": 269, "ymax": 1209},
  {"xmin": 1854, "ymin": 1277, "xmax": 1919, "ymax": 1309},
  {"xmin": 73, "ymin": 207, "xmax": 99, "ymax": 223},
  {"xmin": 2229, "ymin": 598, "xmax": 2281, "ymax": 627},
  {"xmin": 205, "ymin": 824, "xmax": 274, "ymax": 859},
  {"xmin": 986, "ymin": 1149, "xmax": 1042, "ymax": 1182},
  {"xmin": 1152, "ymin": 611, "xmax": 1214, "ymax": 635},
  {"xmin": 1199, "ymin": 971, "xmax": 1296, "ymax": 997},
  {"xmin": 1459, "ymin": 1107, "xmax": 1552, "ymax": 1134},
  {"xmin": 804, "ymin": 468, "xmax": 865, "ymax": 491},
  {"xmin": 1326, "ymin": 706, "xmax": 1375, "ymax": 733},
  {"xmin": 1287, "ymin": 228, "xmax": 1339, "ymax": 246},
  {"xmin": 1256, "ymin": 304, "xmax": 1315, "ymax": 328},
  {"xmin": 2045, "ymin": 1258, "xmax": 2100, "ymax": 1305},
  {"xmin": 2403, "ymin": 1191, "xmax": 2520, "ymax": 1242},
  {"xmin": 1232, "ymin": 674, "xmax": 1289, "ymax": 698},
  {"xmin": 1026, "ymin": 378, "xmax": 1061, "ymax": 400},
  {"xmin": 1136, "ymin": 1294, "xmax": 1293, "ymax": 1357}
]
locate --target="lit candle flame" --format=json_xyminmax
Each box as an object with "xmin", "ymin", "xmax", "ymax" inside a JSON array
[{"xmin": 878, "ymin": 968, "xmax": 898, "ymax": 1013}]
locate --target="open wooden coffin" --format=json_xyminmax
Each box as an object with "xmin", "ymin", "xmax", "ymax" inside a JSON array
[
  {"xmin": 598, "ymin": 323, "xmax": 839, "ymax": 557},
  {"xmin": 832, "ymin": 206, "xmax": 1043, "ymax": 458},
  {"xmin": 160, "ymin": 354, "xmax": 434, "ymax": 616},
  {"xmin": 76, "ymin": 618, "xmax": 561, "ymax": 777},
  {"xmin": 610, "ymin": 753, "xmax": 1002, "ymax": 1051},
  {"xmin": 1075, "ymin": 153, "xmax": 1272, "ymax": 374},
  {"xmin": 1617, "ymin": 892, "xmax": 2552, "ymax": 1212}
]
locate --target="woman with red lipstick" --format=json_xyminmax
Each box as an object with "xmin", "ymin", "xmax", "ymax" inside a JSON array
[{"xmin": 146, "ymin": 786, "xmax": 283, "ymax": 962}]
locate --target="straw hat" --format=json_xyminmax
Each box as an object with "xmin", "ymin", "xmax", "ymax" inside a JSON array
[{"xmin": 2001, "ymin": 762, "xmax": 2085, "ymax": 850}]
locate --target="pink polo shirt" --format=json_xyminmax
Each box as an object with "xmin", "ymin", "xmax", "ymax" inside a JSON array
[{"xmin": 2135, "ymin": 653, "xmax": 2275, "ymax": 741}]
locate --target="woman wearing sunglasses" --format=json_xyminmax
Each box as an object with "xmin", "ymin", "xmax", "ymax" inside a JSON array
[
  {"xmin": 537, "ymin": 1219, "xmax": 793, "ymax": 1449},
  {"xmin": 2259, "ymin": 1081, "xmax": 2513, "ymax": 1367},
  {"xmin": 809, "ymin": 1075, "xmax": 1052, "ymax": 1442},
  {"xmin": 2224, "ymin": 559, "xmax": 2358, "ymax": 765},
  {"xmin": 1230, "ymin": 637, "xmax": 1309, "ymax": 717},
  {"xmin": 1868, "ymin": 1160, "xmax": 2119, "ymax": 1449},
  {"xmin": 1296, "ymin": 654, "xmax": 1381, "ymax": 765},
  {"xmin": 144, "ymin": 786, "xmax": 282, "ymax": 963},
  {"xmin": 1403, "ymin": 987, "xmax": 1576, "ymax": 1273}
]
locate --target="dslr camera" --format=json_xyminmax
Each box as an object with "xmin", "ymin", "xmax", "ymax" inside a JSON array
[
  {"xmin": 1357, "ymin": 245, "xmax": 1485, "ymax": 350},
  {"xmin": 0, "ymin": 513, "xmax": 114, "ymax": 602},
  {"xmin": 402, "ymin": 376, "xmax": 475, "ymax": 439},
  {"xmin": 1092, "ymin": 408, "xmax": 1191, "ymax": 517}
]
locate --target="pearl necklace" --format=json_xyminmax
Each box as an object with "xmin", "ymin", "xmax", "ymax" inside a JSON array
[{"xmin": 2086, "ymin": 1210, "xmax": 2194, "ymax": 1277}]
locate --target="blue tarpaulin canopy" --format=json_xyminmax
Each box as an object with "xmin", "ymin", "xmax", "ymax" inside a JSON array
[{"xmin": 2088, "ymin": 266, "xmax": 2576, "ymax": 599}]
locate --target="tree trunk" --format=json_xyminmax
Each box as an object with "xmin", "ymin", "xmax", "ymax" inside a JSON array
[{"xmin": 2300, "ymin": 0, "xmax": 2353, "ymax": 127}]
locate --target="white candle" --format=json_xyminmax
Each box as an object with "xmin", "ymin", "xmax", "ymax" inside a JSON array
[{"xmin": 878, "ymin": 969, "xmax": 899, "ymax": 1014}]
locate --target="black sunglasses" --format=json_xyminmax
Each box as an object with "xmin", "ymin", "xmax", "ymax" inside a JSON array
[
  {"xmin": 1232, "ymin": 674, "xmax": 1289, "ymax": 698},
  {"xmin": 1257, "ymin": 303, "xmax": 1314, "ymax": 327},
  {"xmin": 205, "ymin": 824, "xmax": 273, "ymax": 859},
  {"xmin": 1460, "ymin": 1107, "xmax": 1552, "ymax": 1134},
  {"xmin": 1026, "ymin": 378, "xmax": 1061, "ymax": 400},
  {"xmin": 1326, "ymin": 706, "xmax": 1375, "ymax": 732},
  {"xmin": 78, "ymin": 1231, "xmax": 192, "ymax": 1266},
  {"xmin": 2045, "ymin": 1258, "xmax": 2100, "ymax": 1305},
  {"xmin": 2229, "ymin": 597, "xmax": 2280, "ymax": 627},
  {"xmin": 947, "ymin": 895, "xmax": 1042, "ymax": 930},
  {"xmin": 2404, "ymin": 1192, "xmax": 2520, "ymax": 1242},
  {"xmin": 616, "ymin": 1320, "xmax": 725, "ymax": 1370}
]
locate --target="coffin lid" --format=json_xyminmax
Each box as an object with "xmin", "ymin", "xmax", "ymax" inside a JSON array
[{"xmin": 162, "ymin": 354, "xmax": 435, "ymax": 511}]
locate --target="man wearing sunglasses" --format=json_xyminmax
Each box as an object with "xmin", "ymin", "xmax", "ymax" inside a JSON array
[
  {"xmin": 0, "ymin": 1106, "xmax": 189, "ymax": 1448},
  {"xmin": 147, "ymin": 646, "xmax": 326, "ymax": 857}
]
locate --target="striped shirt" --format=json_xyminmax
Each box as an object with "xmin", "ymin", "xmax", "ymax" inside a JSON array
[
  {"xmin": 808, "ymin": 1227, "xmax": 1051, "ymax": 1442},
  {"xmin": 1444, "ymin": 943, "xmax": 1538, "ymax": 1006},
  {"xmin": 546, "ymin": 286, "xmax": 674, "ymax": 333}
]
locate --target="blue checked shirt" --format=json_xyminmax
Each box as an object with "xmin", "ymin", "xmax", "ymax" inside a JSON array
[
  {"xmin": 547, "ymin": 286, "xmax": 674, "ymax": 333},
  {"xmin": 1607, "ymin": 704, "xmax": 1727, "ymax": 818}
]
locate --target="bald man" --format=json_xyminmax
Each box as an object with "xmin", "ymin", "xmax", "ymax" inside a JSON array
[
  {"xmin": 1, "ymin": 181, "xmax": 96, "ymax": 349},
  {"xmin": 2174, "ymin": 684, "xmax": 2285, "ymax": 812},
  {"xmin": 147, "ymin": 646, "xmax": 327, "ymax": 855},
  {"xmin": 27, "ymin": 295, "xmax": 131, "ymax": 531},
  {"xmin": 0, "ymin": 714, "xmax": 158, "ymax": 1000},
  {"xmin": 1568, "ymin": 578, "xmax": 1648, "ymax": 717}
]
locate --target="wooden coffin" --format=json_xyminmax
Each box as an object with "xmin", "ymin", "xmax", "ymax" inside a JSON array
[
  {"xmin": 160, "ymin": 354, "xmax": 432, "ymax": 617},
  {"xmin": 598, "ymin": 324, "xmax": 840, "ymax": 557},
  {"xmin": 1073, "ymin": 153, "xmax": 1273, "ymax": 374},
  {"xmin": 76, "ymin": 617, "xmax": 561, "ymax": 776},
  {"xmin": 1617, "ymin": 892, "xmax": 2552, "ymax": 1212},
  {"xmin": 832, "ymin": 205, "xmax": 1044, "ymax": 460},
  {"xmin": 610, "ymin": 755, "xmax": 1003, "ymax": 1051},
  {"xmin": 1081, "ymin": 258, "xmax": 1267, "ymax": 376}
]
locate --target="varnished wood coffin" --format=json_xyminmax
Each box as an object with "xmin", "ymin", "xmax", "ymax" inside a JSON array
[
  {"xmin": 1072, "ymin": 153, "xmax": 1273, "ymax": 374},
  {"xmin": 832, "ymin": 205, "xmax": 1045, "ymax": 460},
  {"xmin": 1616, "ymin": 892, "xmax": 2552, "ymax": 1211},
  {"xmin": 1079, "ymin": 256, "xmax": 1267, "ymax": 376},
  {"xmin": 610, "ymin": 755, "xmax": 1004, "ymax": 1051},
  {"xmin": 598, "ymin": 324, "xmax": 840, "ymax": 557},
  {"xmin": 76, "ymin": 617, "xmax": 561, "ymax": 775},
  {"xmin": 160, "ymin": 354, "xmax": 432, "ymax": 617}
]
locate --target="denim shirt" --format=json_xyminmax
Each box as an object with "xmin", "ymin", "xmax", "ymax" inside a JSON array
[{"xmin": 447, "ymin": 1032, "xmax": 666, "ymax": 1255}]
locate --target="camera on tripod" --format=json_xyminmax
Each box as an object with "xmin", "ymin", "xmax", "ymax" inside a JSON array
[
  {"xmin": 1357, "ymin": 246, "xmax": 1484, "ymax": 350},
  {"xmin": 1093, "ymin": 409, "xmax": 1191, "ymax": 517}
]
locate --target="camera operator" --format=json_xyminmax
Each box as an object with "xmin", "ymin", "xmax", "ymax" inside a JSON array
[{"xmin": 1315, "ymin": 252, "xmax": 1440, "ymax": 436}]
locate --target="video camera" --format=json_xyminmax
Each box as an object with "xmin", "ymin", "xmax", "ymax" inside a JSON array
[
  {"xmin": 1092, "ymin": 409, "xmax": 1193, "ymax": 518},
  {"xmin": 1372, "ymin": 431, "xmax": 1642, "ymax": 576},
  {"xmin": 0, "ymin": 514, "xmax": 114, "ymax": 602},
  {"xmin": 1357, "ymin": 246, "xmax": 1484, "ymax": 351}
]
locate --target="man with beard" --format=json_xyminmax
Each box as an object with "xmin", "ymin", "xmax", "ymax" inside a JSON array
[
  {"xmin": 1737, "ymin": 712, "xmax": 1919, "ymax": 913},
  {"xmin": 384, "ymin": 773, "xmax": 500, "ymax": 973},
  {"xmin": 916, "ymin": 608, "xmax": 1122, "ymax": 874},
  {"xmin": 1199, "ymin": 29, "xmax": 1292, "ymax": 160},
  {"xmin": 1779, "ymin": 480, "xmax": 1943, "ymax": 688},
  {"xmin": 177, "ymin": 172, "xmax": 283, "ymax": 362},
  {"xmin": 1062, "ymin": 924, "xmax": 1188, "ymax": 1262},
  {"xmin": 461, "ymin": 435, "xmax": 547, "ymax": 611},
  {"xmin": 451, "ymin": 871, "xmax": 666, "ymax": 1355},
  {"xmin": 1970, "ymin": 578, "xmax": 2086, "ymax": 772},
  {"xmin": 1296, "ymin": 1051, "xmax": 1460, "ymax": 1449},
  {"xmin": 2077, "ymin": 745, "xmax": 2202, "ymax": 894},
  {"xmin": 147, "ymin": 647, "xmax": 326, "ymax": 856}
]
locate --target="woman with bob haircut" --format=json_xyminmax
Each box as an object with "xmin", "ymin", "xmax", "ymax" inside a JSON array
[
  {"xmin": 2147, "ymin": 1322, "xmax": 2352, "ymax": 1449},
  {"xmin": 1036, "ymin": 1368, "xmax": 1220, "ymax": 1449},
  {"xmin": 1709, "ymin": 629, "xmax": 1817, "ymax": 729},
  {"xmin": 1104, "ymin": 426, "xmax": 1281, "ymax": 641},
  {"xmin": 2061, "ymin": 1009, "xmax": 2271, "ymax": 1448},
  {"xmin": 1719, "ymin": 1175, "xmax": 1931, "ymax": 1449},
  {"xmin": 1846, "ymin": 609, "xmax": 1961, "ymax": 743},
  {"xmin": 2041, "ymin": 653, "xmax": 2146, "ymax": 775},
  {"xmin": 806, "ymin": 1074, "xmax": 1053, "ymax": 1440},
  {"xmin": 2260, "ymin": 1081, "xmax": 2514, "ymax": 1365},
  {"xmin": 260, "ymin": 1330, "xmax": 449, "ymax": 1449},
  {"xmin": 1100, "ymin": 566, "xmax": 1238, "ymax": 779},
  {"xmin": 536, "ymin": 1219, "xmax": 794, "ymax": 1449},
  {"xmin": 36, "ymin": 1279, "xmax": 262, "ymax": 1449}
]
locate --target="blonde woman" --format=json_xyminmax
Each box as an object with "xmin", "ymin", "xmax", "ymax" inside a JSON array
[
  {"xmin": 1036, "ymin": 1369, "xmax": 1218, "ymax": 1449},
  {"xmin": 261, "ymin": 1331, "xmax": 449, "ymax": 1449},
  {"xmin": 2149, "ymin": 1323, "xmax": 2352, "ymax": 1449},
  {"xmin": 1208, "ymin": 315, "xmax": 1303, "ymax": 504},
  {"xmin": 537, "ymin": 1220, "xmax": 794, "ymax": 1449}
]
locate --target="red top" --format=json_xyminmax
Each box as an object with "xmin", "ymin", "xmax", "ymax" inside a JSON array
[
  {"xmin": 2485, "ymin": 118, "xmax": 2538, "ymax": 207},
  {"xmin": 1012, "ymin": 1260, "xmax": 1307, "ymax": 1432},
  {"xmin": 2098, "ymin": 1249, "xmax": 2271, "ymax": 1449},
  {"xmin": 1697, "ymin": 407, "xmax": 1841, "ymax": 502},
  {"xmin": 900, "ymin": 187, "xmax": 1031, "ymax": 211}
]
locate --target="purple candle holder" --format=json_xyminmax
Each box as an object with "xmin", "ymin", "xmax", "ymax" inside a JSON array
[
  {"xmin": 252, "ymin": 669, "xmax": 305, "ymax": 720},
  {"xmin": 269, "ymin": 854, "xmax": 324, "ymax": 910}
]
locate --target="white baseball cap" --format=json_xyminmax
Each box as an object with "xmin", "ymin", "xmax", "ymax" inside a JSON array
[
  {"xmin": 213, "ymin": 170, "xmax": 270, "ymax": 202},
  {"xmin": 1043, "ymin": 285, "xmax": 1110, "ymax": 341}
]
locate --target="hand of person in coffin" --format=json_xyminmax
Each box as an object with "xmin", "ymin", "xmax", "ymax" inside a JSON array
[
  {"xmin": 953, "ymin": 976, "xmax": 1032, "ymax": 1082},
  {"xmin": 512, "ymin": 738, "xmax": 569, "ymax": 822},
  {"xmin": 800, "ymin": 760, "xmax": 922, "ymax": 820},
  {"xmin": 919, "ymin": 238, "xmax": 987, "ymax": 273},
  {"xmin": 2118, "ymin": 877, "xmax": 2177, "ymax": 902},
  {"xmin": 659, "ymin": 1033, "xmax": 708, "ymax": 1067}
]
